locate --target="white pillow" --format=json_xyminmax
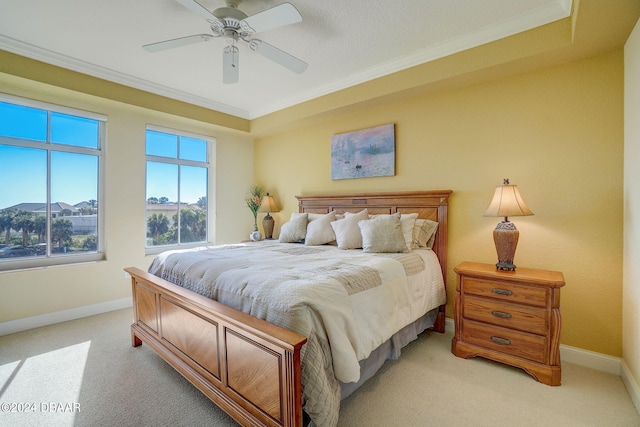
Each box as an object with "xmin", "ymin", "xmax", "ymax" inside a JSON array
[
  {"xmin": 305, "ymin": 211, "xmax": 337, "ymax": 245},
  {"xmin": 354, "ymin": 212, "xmax": 417, "ymax": 251},
  {"xmin": 330, "ymin": 209, "xmax": 368, "ymax": 249},
  {"xmin": 359, "ymin": 212, "xmax": 408, "ymax": 253},
  {"xmin": 400, "ymin": 213, "xmax": 418, "ymax": 251},
  {"xmin": 278, "ymin": 213, "xmax": 308, "ymax": 243},
  {"xmin": 412, "ymin": 218, "xmax": 439, "ymax": 249}
]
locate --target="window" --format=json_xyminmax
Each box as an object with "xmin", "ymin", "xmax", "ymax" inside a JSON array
[
  {"xmin": 145, "ymin": 126, "xmax": 210, "ymax": 251},
  {"xmin": 0, "ymin": 95, "xmax": 105, "ymax": 270}
]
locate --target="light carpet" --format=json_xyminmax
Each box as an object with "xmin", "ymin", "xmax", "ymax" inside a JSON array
[{"xmin": 0, "ymin": 308, "xmax": 638, "ymax": 426}]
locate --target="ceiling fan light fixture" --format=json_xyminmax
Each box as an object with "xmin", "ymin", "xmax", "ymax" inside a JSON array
[
  {"xmin": 224, "ymin": 45, "xmax": 239, "ymax": 67},
  {"xmin": 223, "ymin": 45, "xmax": 239, "ymax": 84}
]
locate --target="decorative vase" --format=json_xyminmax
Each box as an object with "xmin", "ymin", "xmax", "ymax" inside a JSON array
[{"xmin": 250, "ymin": 220, "xmax": 261, "ymax": 241}]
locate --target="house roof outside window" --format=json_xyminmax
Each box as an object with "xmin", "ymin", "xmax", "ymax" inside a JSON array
[{"xmin": 5, "ymin": 202, "xmax": 80, "ymax": 216}]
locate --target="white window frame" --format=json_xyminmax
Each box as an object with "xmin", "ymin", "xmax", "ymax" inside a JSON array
[
  {"xmin": 0, "ymin": 93, "xmax": 106, "ymax": 271},
  {"xmin": 144, "ymin": 124, "xmax": 213, "ymax": 255}
]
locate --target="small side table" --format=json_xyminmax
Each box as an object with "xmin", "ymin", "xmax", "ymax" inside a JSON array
[{"xmin": 451, "ymin": 262, "xmax": 565, "ymax": 386}]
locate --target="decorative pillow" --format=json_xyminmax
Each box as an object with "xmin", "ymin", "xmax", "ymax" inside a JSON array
[
  {"xmin": 412, "ymin": 218, "xmax": 439, "ymax": 249},
  {"xmin": 305, "ymin": 211, "xmax": 337, "ymax": 245},
  {"xmin": 278, "ymin": 213, "xmax": 308, "ymax": 243},
  {"xmin": 400, "ymin": 213, "xmax": 418, "ymax": 251},
  {"xmin": 359, "ymin": 212, "xmax": 408, "ymax": 253},
  {"xmin": 356, "ymin": 212, "xmax": 417, "ymax": 251},
  {"xmin": 330, "ymin": 209, "xmax": 368, "ymax": 249}
]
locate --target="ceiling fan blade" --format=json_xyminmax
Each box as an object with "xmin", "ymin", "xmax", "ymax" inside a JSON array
[
  {"xmin": 240, "ymin": 2, "xmax": 302, "ymax": 34},
  {"xmin": 175, "ymin": 0, "xmax": 219, "ymax": 24},
  {"xmin": 223, "ymin": 45, "xmax": 239, "ymax": 84},
  {"xmin": 143, "ymin": 34, "xmax": 214, "ymax": 52},
  {"xmin": 248, "ymin": 39, "xmax": 308, "ymax": 74}
]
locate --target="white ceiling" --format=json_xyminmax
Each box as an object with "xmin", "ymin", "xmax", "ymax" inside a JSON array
[{"xmin": 0, "ymin": 0, "xmax": 572, "ymax": 120}]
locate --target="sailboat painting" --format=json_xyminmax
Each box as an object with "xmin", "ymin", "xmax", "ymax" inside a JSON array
[{"xmin": 331, "ymin": 123, "xmax": 395, "ymax": 180}]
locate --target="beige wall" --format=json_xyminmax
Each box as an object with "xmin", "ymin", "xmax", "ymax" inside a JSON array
[
  {"xmin": 624, "ymin": 18, "xmax": 640, "ymax": 397},
  {"xmin": 255, "ymin": 49, "xmax": 624, "ymax": 357},
  {"xmin": 0, "ymin": 73, "xmax": 254, "ymax": 322}
]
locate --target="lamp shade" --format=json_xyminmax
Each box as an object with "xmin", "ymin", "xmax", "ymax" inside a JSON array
[
  {"xmin": 484, "ymin": 181, "xmax": 534, "ymax": 219},
  {"xmin": 258, "ymin": 193, "xmax": 278, "ymax": 213}
]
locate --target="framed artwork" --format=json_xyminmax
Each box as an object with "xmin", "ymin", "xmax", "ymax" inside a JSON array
[{"xmin": 331, "ymin": 123, "xmax": 395, "ymax": 180}]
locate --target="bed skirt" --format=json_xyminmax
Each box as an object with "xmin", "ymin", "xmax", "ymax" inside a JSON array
[{"xmin": 340, "ymin": 307, "xmax": 439, "ymax": 399}]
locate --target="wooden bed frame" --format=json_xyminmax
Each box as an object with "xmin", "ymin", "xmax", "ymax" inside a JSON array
[{"xmin": 125, "ymin": 190, "xmax": 451, "ymax": 427}]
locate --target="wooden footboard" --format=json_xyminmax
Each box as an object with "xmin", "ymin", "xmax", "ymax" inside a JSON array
[{"xmin": 125, "ymin": 267, "xmax": 307, "ymax": 427}]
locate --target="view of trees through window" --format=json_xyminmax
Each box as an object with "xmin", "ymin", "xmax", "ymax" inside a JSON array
[
  {"xmin": 145, "ymin": 128, "xmax": 209, "ymax": 247},
  {"xmin": 0, "ymin": 98, "xmax": 103, "ymax": 263},
  {"xmin": 146, "ymin": 196, "xmax": 207, "ymax": 245}
]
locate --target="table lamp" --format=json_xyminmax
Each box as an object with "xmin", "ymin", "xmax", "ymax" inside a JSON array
[
  {"xmin": 259, "ymin": 193, "xmax": 279, "ymax": 239},
  {"xmin": 484, "ymin": 179, "xmax": 534, "ymax": 271}
]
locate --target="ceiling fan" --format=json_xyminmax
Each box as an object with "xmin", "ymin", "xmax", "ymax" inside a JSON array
[{"xmin": 143, "ymin": 0, "xmax": 308, "ymax": 84}]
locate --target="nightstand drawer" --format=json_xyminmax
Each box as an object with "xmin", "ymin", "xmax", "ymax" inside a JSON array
[
  {"xmin": 461, "ymin": 320, "xmax": 546, "ymax": 363},
  {"xmin": 463, "ymin": 295, "xmax": 547, "ymax": 335},
  {"xmin": 462, "ymin": 277, "xmax": 547, "ymax": 307}
]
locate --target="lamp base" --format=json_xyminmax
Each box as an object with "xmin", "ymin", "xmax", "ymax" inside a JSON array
[
  {"xmin": 493, "ymin": 221, "xmax": 519, "ymax": 271},
  {"xmin": 263, "ymin": 213, "xmax": 275, "ymax": 240},
  {"xmin": 496, "ymin": 260, "xmax": 517, "ymax": 271}
]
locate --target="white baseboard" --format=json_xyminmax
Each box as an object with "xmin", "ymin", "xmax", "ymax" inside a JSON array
[
  {"xmin": 559, "ymin": 344, "xmax": 621, "ymax": 375},
  {"xmin": 621, "ymin": 360, "xmax": 640, "ymax": 415},
  {"xmin": 0, "ymin": 297, "xmax": 132, "ymax": 336}
]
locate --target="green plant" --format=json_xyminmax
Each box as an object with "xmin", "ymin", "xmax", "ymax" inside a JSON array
[{"xmin": 245, "ymin": 185, "xmax": 264, "ymax": 230}]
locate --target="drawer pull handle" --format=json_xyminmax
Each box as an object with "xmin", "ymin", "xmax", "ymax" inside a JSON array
[
  {"xmin": 491, "ymin": 336, "xmax": 511, "ymax": 345},
  {"xmin": 491, "ymin": 311, "xmax": 512, "ymax": 319},
  {"xmin": 492, "ymin": 288, "xmax": 513, "ymax": 296}
]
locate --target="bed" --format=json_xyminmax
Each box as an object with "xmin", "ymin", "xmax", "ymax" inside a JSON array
[{"xmin": 125, "ymin": 190, "xmax": 451, "ymax": 427}]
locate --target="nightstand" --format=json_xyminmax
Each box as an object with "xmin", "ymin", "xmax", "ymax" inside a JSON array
[{"xmin": 451, "ymin": 261, "xmax": 565, "ymax": 386}]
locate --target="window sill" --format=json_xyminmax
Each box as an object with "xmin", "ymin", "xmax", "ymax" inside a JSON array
[{"xmin": 0, "ymin": 252, "xmax": 106, "ymax": 273}]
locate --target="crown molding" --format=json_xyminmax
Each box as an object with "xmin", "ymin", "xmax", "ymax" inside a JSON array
[{"xmin": 0, "ymin": 35, "xmax": 252, "ymax": 119}]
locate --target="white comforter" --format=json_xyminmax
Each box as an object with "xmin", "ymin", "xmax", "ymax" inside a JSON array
[{"xmin": 149, "ymin": 241, "xmax": 445, "ymax": 427}]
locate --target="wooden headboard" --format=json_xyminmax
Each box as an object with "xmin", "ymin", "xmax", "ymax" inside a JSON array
[{"xmin": 296, "ymin": 190, "xmax": 452, "ymax": 283}]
